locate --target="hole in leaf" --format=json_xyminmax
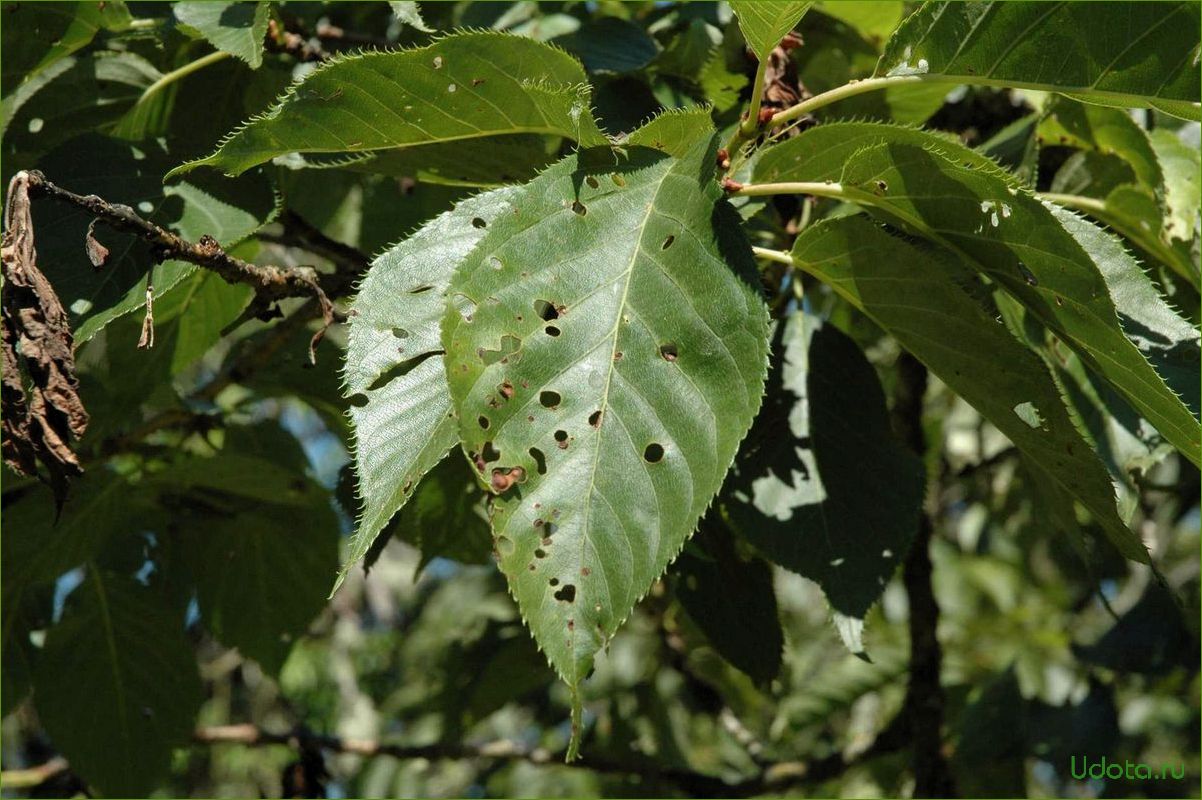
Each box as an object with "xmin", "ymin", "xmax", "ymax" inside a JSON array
[
  {"xmin": 659, "ymin": 343, "xmax": 678, "ymax": 361},
  {"xmin": 490, "ymin": 466, "xmax": 524, "ymax": 492},
  {"xmin": 348, "ymin": 393, "xmax": 368, "ymax": 408},
  {"xmin": 588, "ymin": 410, "xmax": 602, "ymax": 428},
  {"xmin": 585, "ymin": 175, "xmax": 599, "ymax": 189},
  {"xmin": 570, "ymin": 200, "xmax": 587, "ymax": 216},
  {"xmin": 498, "ymin": 381, "xmax": 514, "ymax": 400},
  {"xmin": 1013, "ymin": 402, "xmax": 1044, "ymax": 429},
  {"xmin": 534, "ymin": 299, "xmax": 560, "ymax": 321},
  {"xmin": 535, "ymin": 548, "xmax": 547, "ymax": 559},
  {"xmin": 481, "ymin": 441, "xmax": 501, "ymax": 462},
  {"xmin": 478, "ymin": 334, "xmax": 522, "ymax": 366},
  {"xmin": 529, "ymin": 447, "xmax": 547, "ymax": 474},
  {"xmin": 549, "ymin": 578, "xmax": 559, "ymax": 586},
  {"xmin": 554, "ymin": 429, "xmax": 568, "ymax": 449},
  {"xmin": 546, "ymin": 325, "xmax": 561, "ymax": 337},
  {"xmin": 366, "ymin": 351, "xmax": 444, "ymax": 392},
  {"xmin": 554, "ymin": 584, "xmax": 576, "ymax": 603},
  {"xmin": 661, "ymin": 235, "xmax": 675, "ymax": 250},
  {"xmin": 540, "ymin": 391, "xmax": 561, "ymax": 409},
  {"xmin": 471, "ymin": 217, "xmax": 487, "ymax": 229},
  {"xmin": 408, "ymin": 284, "xmax": 434, "ymax": 294},
  {"xmin": 478, "ymin": 415, "xmax": 490, "ymax": 430},
  {"xmin": 644, "ymin": 443, "xmax": 664, "ymax": 463}
]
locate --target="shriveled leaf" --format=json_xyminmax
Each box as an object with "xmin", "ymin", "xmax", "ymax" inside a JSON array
[
  {"xmin": 877, "ymin": 1, "xmax": 1202, "ymax": 120},
  {"xmin": 34, "ymin": 569, "xmax": 203, "ymax": 797},
  {"xmin": 182, "ymin": 498, "xmax": 338, "ymax": 675},
  {"xmin": 722, "ymin": 313, "xmax": 922, "ymax": 652},
  {"xmin": 756, "ymin": 122, "xmax": 1199, "ymax": 465},
  {"xmin": 441, "ymin": 137, "xmax": 769, "ymax": 755},
  {"xmin": 730, "ymin": 0, "xmax": 814, "ymax": 61},
  {"xmin": 790, "ymin": 215, "xmax": 1149, "ymax": 561},
  {"xmin": 32, "ymin": 134, "xmax": 277, "ymax": 344},
  {"xmin": 175, "ymin": 32, "xmax": 608, "ymax": 177},
  {"xmin": 671, "ymin": 523, "xmax": 783, "ymax": 684},
  {"xmin": 174, "ymin": 1, "xmax": 270, "ymax": 68},
  {"xmin": 341, "ymin": 187, "xmax": 519, "ymax": 590}
]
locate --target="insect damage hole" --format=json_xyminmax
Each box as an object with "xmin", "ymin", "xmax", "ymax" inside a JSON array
[
  {"xmin": 659, "ymin": 343, "xmax": 678, "ymax": 361},
  {"xmin": 570, "ymin": 200, "xmax": 587, "ymax": 216},
  {"xmin": 661, "ymin": 235, "xmax": 675, "ymax": 250},
  {"xmin": 477, "ymin": 415, "xmax": 490, "ymax": 430},
  {"xmin": 588, "ymin": 410, "xmax": 602, "ymax": 428},
  {"xmin": 643, "ymin": 443, "xmax": 665, "ymax": 463},
  {"xmin": 529, "ymin": 447, "xmax": 547, "ymax": 474},
  {"xmin": 554, "ymin": 429, "xmax": 569, "ymax": 449},
  {"xmin": 539, "ymin": 390, "xmax": 561, "ymax": 409},
  {"xmin": 471, "ymin": 217, "xmax": 487, "ymax": 229},
  {"xmin": 545, "ymin": 325, "xmax": 561, "ymax": 337},
  {"xmin": 585, "ymin": 175, "xmax": 599, "ymax": 189},
  {"xmin": 533, "ymin": 299, "xmax": 560, "ymax": 321},
  {"xmin": 554, "ymin": 584, "xmax": 576, "ymax": 603}
]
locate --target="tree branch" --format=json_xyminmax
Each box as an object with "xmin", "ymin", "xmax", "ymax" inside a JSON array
[
  {"xmin": 891, "ymin": 353, "xmax": 959, "ymax": 798},
  {"xmin": 18, "ymin": 170, "xmax": 338, "ymax": 361}
]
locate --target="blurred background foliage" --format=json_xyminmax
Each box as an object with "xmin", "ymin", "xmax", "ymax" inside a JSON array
[{"xmin": 1, "ymin": 1, "xmax": 1198, "ymax": 797}]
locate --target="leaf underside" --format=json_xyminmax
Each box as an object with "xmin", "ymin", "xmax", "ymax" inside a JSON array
[{"xmin": 441, "ymin": 136, "xmax": 769, "ymax": 751}]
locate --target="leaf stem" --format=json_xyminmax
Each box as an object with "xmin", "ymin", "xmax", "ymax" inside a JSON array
[
  {"xmin": 733, "ymin": 181, "xmax": 847, "ymax": 200},
  {"xmin": 768, "ymin": 74, "xmax": 944, "ymax": 128},
  {"xmin": 751, "ymin": 245, "xmax": 795, "ymax": 266},
  {"xmin": 723, "ymin": 57, "xmax": 769, "ymax": 164},
  {"xmin": 137, "ymin": 49, "xmax": 232, "ymax": 105},
  {"xmin": 1036, "ymin": 192, "xmax": 1107, "ymax": 216}
]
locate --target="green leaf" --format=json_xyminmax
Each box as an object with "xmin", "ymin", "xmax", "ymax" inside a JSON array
[
  {"xmin": 182, "ymin": 498, "xmax": 338, "ymax": 675},
  {"xmin": 3, "ymin": 51, "xmax": 160, "ymax": 172},
  {"xmin": 34, "ymin": 569, "xmax": 203, "ymax": 796},
  {"xmin": 730, "ymin": 0, "xmax": 814, "ymax": 61},
  {"xmin": 876, "ymin": 2, "xmax": 1202, "ymax": 120},
  {"xmin": 0, "ymin": 0, "xmax": 131, "ymax": 95},
  {"xmin": 1038, "ymin": 96, "xmax": 1163, "ymax": 193},
  {"xmin": 174, "ymin": 1, "xmax": 270, "ymax": 68},
  {"xmin": 32, "ymin": 134, "xmax": 277, "ymax": 344},
  {"xmin": 175, "ymin": 32, "xmax": 608, "ymax": 177},
  {"xmin": 671, "ymin": 523, "xmax": 783, "ymax": 685},
  {"xmin": 441, "ymin": 137, "xmax": 769, "ymax": 755},
  {"xmin": 342, "ymin": 187, "xmax": 519, "ymax": 590},
  {"xmin": 390, "ymin": 1, "xmax": 434, "ymax": 33},
  {"xmin": 333, "ymin": 134, "xmax": 557, "ymax": 188},
  {"xmin": 385, "ymin": 452, "xmax": 494, "ymax": 574},
  {"xmin": 755, "ymin": 121, "xmax": 1199, "ymax": 465},
  {"xmin": 1149, "ymin": 129, "xmax": 1201, "ymax": 243},
  {"xmin": 841, "ymin": 141, "xmax": 1198, "ymax": 464},
  {"xmin": 818, "ymin": 1, "xmax": 904, "ymax": 45},
  {"xmin": 790, "ymin": 215, "xmax": 1150, "ymax": 562},
  {"xmin": 623, "ymin": 106, "xmax": 715, "ymax": 157},
  {"xmin": 721, "ymin": 313, "xmax": 923, "ymax": 653},
  {"xmin": 553, "ymin": 17, "xmax": 660, "ymax": 74}
]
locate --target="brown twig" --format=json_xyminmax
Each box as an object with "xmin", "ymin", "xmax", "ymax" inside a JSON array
[
  {"xmin": 19, "ymin": 170, "xmax": 338, "ymax": 362},
  {"xmin": 891, "ymin": 353, "xmax": 959, "ymax": 798}
]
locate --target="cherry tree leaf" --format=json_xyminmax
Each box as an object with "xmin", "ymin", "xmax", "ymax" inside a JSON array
[
  {"xmin": 174, "ymin": 1, "xmax": 271, "ymax": 68},
  {"xmin": 340, "ymin": 187, "xmax": 518, "ymax": 591},
  {"xmin": 441, "ymin": 136, "xmax": 769, "ymax": 757},
  {"xmin": 790, "ymin": 215, "xmax": 1150, "ymax": 562},
  {"xmin": 174, "ymin": 32, "xmax": 608, "ymax": 177},
  {"xmin": 878, "ymin": 1, "xmax": 1202, "ymax": 120},
  {"xmin": 730, "ymin": 0, "xmax": 814, "ymax": 61}
]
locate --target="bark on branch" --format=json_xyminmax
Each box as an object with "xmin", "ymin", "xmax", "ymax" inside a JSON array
[{"xmin": 16, "ymin": 170, "xmax": 339, "ymax": 362}]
